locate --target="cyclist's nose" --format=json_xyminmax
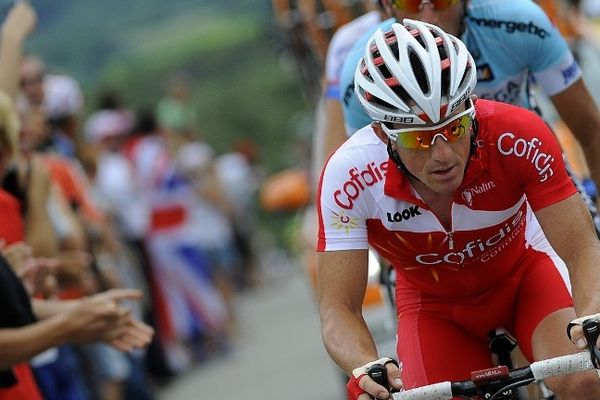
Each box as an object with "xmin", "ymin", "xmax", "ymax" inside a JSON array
[
  {"xmin": 429, "ymin": 135, "xmax": 453, "ymax": 161},
  {"xmin": 415, "ymin": 3, "xmax": 439, "ymax": 25}
]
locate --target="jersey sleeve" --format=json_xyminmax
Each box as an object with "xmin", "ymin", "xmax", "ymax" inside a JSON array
[
  {"xmin": 316, "ymin": 151, "xmax": 371, "ymax": 251},
  {"xmin": 516, "ymin": 1, "xmax": 582, "ymax": 95},
  {"xmin": 496, "ymin": 107, "xmax": 577, "ymax": 211}
]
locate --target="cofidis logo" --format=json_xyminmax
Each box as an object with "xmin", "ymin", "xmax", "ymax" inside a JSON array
[
  {"xmin": 415, "ymin": 209, "xmax": 525, "ymax": 265},
  {"xmin": 334, "ymin": 161, "xmax": 388, "ymax": 210},
  {"xmin": 497, "ymin": 132, "xmax": 555, "ymax": 182}
]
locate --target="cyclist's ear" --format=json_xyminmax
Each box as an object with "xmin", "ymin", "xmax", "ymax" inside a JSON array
[{"xmin": 470, "ymin": 94, "xmax": 478, "ymax": 105}]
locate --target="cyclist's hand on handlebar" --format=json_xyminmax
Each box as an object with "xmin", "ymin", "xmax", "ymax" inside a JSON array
[
  {"xmin": 568, "ymin": 313, "xmax": 600, "ymax": 349},
  {"xmin": 347, "ymin": 357, "xmax": 403, "ymax": 400},
  {"xmin": 567, "ymin": 313, "xmax": 600, "ymax": 368}
]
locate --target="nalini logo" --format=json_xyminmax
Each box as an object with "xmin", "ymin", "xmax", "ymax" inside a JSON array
[
  {"xmin": 334, "ymin": 161, "xmax": 388, "ymax": 210},
  {"xmin": 497, "ymin": 132, "xmax": 555, "ymax": 182},
  {"xmin": 462, "ymin": 190, "xmax": 473, "ymax": 206},
  {"xmin": 462, "ymin": 181, "xmax": 496, "ymax": 206}
]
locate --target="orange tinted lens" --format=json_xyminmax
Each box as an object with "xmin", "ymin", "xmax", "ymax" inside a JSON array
[
  {"xmin": 391, "ymin": 0, "xmax": 459, "ymax": 11},
  {"xmin": 431, "ymin": 0, "xmax": 460, "ymax": 10},
  {"xmin": 395, "ymin": 114, "xmax": 471, "ymax": 149},
  {"xmin": 390, "ymin": 0, "xmax": 421, "ymax": 12}
]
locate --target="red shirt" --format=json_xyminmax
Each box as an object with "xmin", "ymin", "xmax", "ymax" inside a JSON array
[
  {"xmin": 0, "ymin": 189, "xmax": 24, "ymax": 244},
  {"xmin": 0, "ymin": 189, "xmax": 43, "ymax": 400}
]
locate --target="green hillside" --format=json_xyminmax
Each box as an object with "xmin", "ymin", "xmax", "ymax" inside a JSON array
[{"xmin": 16, "ymin": 0, "xmax": 310, "ymax": 170}]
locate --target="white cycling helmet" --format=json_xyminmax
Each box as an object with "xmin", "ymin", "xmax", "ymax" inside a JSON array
[{"xmin": 354, "ymin": 19, "xmax": 476, "ymax": 126}]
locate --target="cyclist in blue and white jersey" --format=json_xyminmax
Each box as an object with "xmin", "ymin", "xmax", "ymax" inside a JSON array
[
  {"xmin": 312, "ymin": 1, "xmax": 384, "ymax": 182},
  {"xmin": 341, "ymin": 0, "xmax": 592, "ymax": 131},
  {"xmin": 330, "ymin": 0, "xmax": 600, "ymax": 227}
]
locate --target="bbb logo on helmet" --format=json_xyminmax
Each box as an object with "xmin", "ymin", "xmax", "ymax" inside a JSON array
[
  {"xmin": 450, "ymin": 89, "xmax": 473, "ymax": 113},
  {"xmin": 384, "ymin": 116, "xmax": 414, "ymax": 123}
]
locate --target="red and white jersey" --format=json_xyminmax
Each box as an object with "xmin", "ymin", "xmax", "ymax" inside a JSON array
[{"xmin": 317, "ymin": 100, "xmax": 577, "ymax": 298}]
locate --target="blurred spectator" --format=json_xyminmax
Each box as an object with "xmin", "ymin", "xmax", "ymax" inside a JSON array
[
  {"xmin": 0, "ymin": 83, "xmax": 152, "ymax": 400},
  {"xmin": 214, "ymin": 138, "xmax": 261, "ymax": 289},
  {"xmin": 156, "ymin": 71, "xmax": 198, "ymax": 138},
  {"xmin": 19, "ymin": 55, "xmax": 83, "ymax": 159},
  {"xmin": 16, "ymin": 46, "xmax": 150, "ymax": 400},
  {"xmin": 156, "ymin": 71, "xmax": 198, "ymax": 156},
  {"xmin": 17, "ymin": 54, "xmax": 45, "ymax": 106},
  {"xmin": 43, "ymin": 74, "xmax": 84, "ymax": 159},
  {"xmin": 125, "ymin": 110, "xmax": 229, "ymax": 374},
  {"xmin": 177, "ymin": 140, "xmax": 240, "ymax": 336}
]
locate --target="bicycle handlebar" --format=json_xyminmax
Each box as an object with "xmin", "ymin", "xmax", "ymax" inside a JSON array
[
  {"xmin": 391, "ymin": 352, "xmax": 595, "ymax": 400},
  {"xmin": 530, "ymin": 351, "xmax": 593, "ymax": 380},
  {"xmin": 391, "ymin": 381, "xmax": 453, "ymax": 400}
]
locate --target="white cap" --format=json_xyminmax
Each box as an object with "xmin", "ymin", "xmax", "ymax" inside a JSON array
[
  {"xmin": 84, "ymin": 109, "xmax": 132, "ymax": 143},
  {"xmin": 43, "ymin": 74, "xmax": 84, "ymax": 119},
  {"xmin": 177, "ymin": 142, "xmax": 215, "ymax": 172}
]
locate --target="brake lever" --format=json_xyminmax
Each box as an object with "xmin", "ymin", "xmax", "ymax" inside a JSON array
[
  {"xmin": 582, "ymin": 318, "xmax": 600, "ymax": 369},
  {"xmin": 367, "ymin": 360, "xmax": 401, "ymax": 399},
  {"xmin": 367, "ymin": 363, "xmax": 388, "ymax": 390}
]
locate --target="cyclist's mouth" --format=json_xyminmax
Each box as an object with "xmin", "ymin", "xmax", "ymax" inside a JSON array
[{"xmin": 431, "ymin": 165, "xmax": 456, "ymax": 179}]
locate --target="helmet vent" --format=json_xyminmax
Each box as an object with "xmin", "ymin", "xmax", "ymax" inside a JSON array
[
  {"xmin": 392, "ymin": 82, "xmax": 412, "ymax": 105},
  {"xmin": 370, "ymin": 93, "xmax": 395, "ymax": 111},
  {"xmin": 408, "ymin": 49, "xmax": 429, "ymax": 95}
]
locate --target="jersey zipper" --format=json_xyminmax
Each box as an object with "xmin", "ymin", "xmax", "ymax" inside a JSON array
[
  {"xmin": 447, "ymin": 231, "xmax": 454, "ymax": 250},
  {"xmin": 446, "ymin": 202, "xmax": 455, "ymax": 250}
]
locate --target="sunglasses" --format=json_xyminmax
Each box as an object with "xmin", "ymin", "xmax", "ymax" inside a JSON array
[
  {"xmin": 382, "ymin": 103, "xmax": 475, "ymax": 150},
  {"xmin": 390, "ymin": 0, "xmax": 461, "ymax": 13}
]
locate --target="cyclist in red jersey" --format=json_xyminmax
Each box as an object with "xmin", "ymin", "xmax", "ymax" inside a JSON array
[{"xmin": 316, "ymin": 20, "xmax": 600, "ymax": 400}]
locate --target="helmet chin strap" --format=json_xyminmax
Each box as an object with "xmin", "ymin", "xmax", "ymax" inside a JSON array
[{"xmin": 387, "ymin": 139, "xmax": 421, "ymax": 182}]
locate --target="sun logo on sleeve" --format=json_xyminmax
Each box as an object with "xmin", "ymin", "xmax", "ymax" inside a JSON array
[{"xmin": 330, "ymin": 210, "xmax": 359, "ymax": 234}]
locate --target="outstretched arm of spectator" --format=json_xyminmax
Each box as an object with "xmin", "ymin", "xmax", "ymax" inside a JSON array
[
  {"xmin": 0, "ymin": 289, "xmax": 153, "ymax": 370},
  {"xmin": 0, "ymin": 311, "xmax": 79, "ymax": 370},
  {"xmin": 0, "ymin": 1, "xmax": 37, "ymax": 99},
  {"xmin": 33, "ymin": 289, "xmax": 154, "ymax": 351}
]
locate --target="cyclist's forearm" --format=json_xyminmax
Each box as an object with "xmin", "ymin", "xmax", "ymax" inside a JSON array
[
  {"xmin": 321, "ymin": 306, "xmax": 379, "ymax": 375},
  {"xmin": 568, "ymin": 245, "xmax": 600, "ymax": 316}
]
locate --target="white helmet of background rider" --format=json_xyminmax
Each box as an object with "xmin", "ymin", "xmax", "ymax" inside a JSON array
[{"xmin": 354, "ymin": 19, "xmax": 477, "ymax": 128}]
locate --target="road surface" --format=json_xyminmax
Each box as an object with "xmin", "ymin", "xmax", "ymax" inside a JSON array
[{"xmin": 157, "ymin": 266, "xmax": 345, "ymax": 400}]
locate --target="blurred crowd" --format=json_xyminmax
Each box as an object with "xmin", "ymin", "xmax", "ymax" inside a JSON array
[{"xmin": 0, "ymin": 2, "xmax": 262, "ymax": 400}]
